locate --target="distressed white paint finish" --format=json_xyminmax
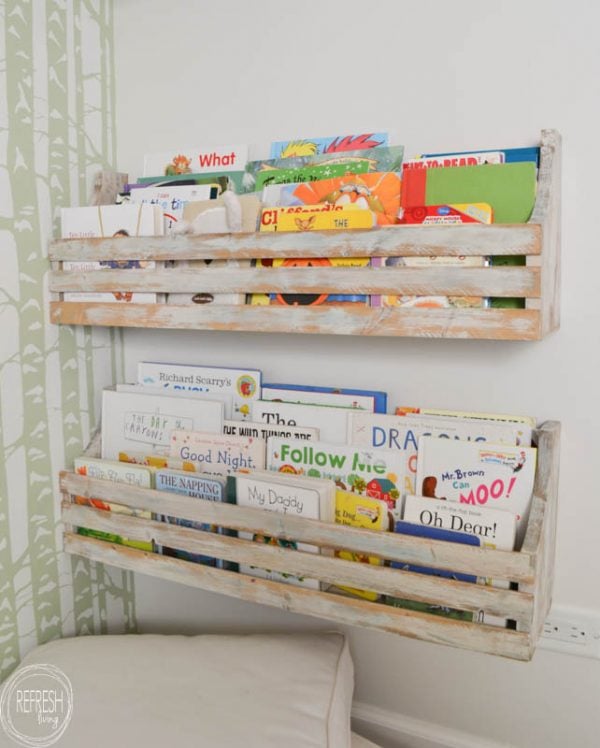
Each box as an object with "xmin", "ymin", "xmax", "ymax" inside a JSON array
[
  {"xmin": 49, "ymin": 265, "xmax": 541, "ymax": 297},
  {"xmin": 63, "ymin": 533, "xmax": 533, "ymax": 660}
]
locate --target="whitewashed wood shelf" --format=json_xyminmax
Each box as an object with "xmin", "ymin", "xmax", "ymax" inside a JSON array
[
  {"xmin": 61, "ymin": 420, "xmax": 559, "ymax": 661},
  {"xmin": 48, "ymin": 130, "xmax": 561, "ymax": 341}
]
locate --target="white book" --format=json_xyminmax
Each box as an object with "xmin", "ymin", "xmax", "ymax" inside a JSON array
[
  {"xmin": 223, "ymin": 420, "xmax": 318, "ymax": 441},
  {"xmin": 143, "ymin": 144, "xmax": 248, "ymax": 176},
  {"xmin": 235, "ymin": 470, "xmax": 336, "ymax": 590},
  {"xmin": 267, "ymin": 438, "xmax": 406, "ymax": 519},
  {"xmin": 251, "ymin": 400, "xmax": 350, "ymax": 444},
  {"xmin": 169, "ymin": 430, "xmax": 266, "ymax": 477},
  {"xmin": 129, "ymin": 183, "xmax": 215, "ymax": 233},
  {"xmin": 137, "ymin": 362, "xmax": 261, "ymax": 421},
  {"xmin": 261, "ymin": 387, "xmax": 376, "ymax": 411},
  {"xmin": 116, "ymin": 383, "xmax": 233, "ymax": 420},
  {"xmin": 348, "ymin": 412, "xmax": 532, "ymax": 495},
  {"xmin": 101, "ymin": 388, "xmax": 223, "ymax": 460},
  {"xmin": 415, "ymin": 437, "xmax": 537, "ymax": 549}
]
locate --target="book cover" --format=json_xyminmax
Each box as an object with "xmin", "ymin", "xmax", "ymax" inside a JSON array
[
  {"xmin": 348, "ymin": 412, "xmax": 532, "ymax": 495},
  {"xmin": 128, "ymin": 183, "xmax": 216, "ymax": 233},
  {"xmin": 332, "ymin": 491, "xmax": 389, "ymax": 602},
  {"xmin": 154, "ymin": 469, "xmax": 228, "ymax": 566},
  {"xmin": 270, "ymin": 133, "xmax": 388, "ymax": 159},
  {"xmin": 235, "ymin": 470, "xmax": 335, "ymax": 589},
  {"xmin": 394, "ymin": 406, "xmax": 536, "ymax": 427},
  {"xmin": 116, "ymin": 383, "xmax": 234, "ymax": 420},
  {"xmin": 259, "ymin": 205, "xmax": 375, "ymax": 232},
  {"xmin": 255, "ymin": 161, "xmax": 370, "ymax": 191},
  {"xmin": 118, "ymin": 451, "xmax": 198, "ymax": 472},
  {"xmin": 398, "ymin": 203, "xmax": 493, "ymax": 224},
  {"xmin": 262, "ymin": 383, "xmax": 386, "ymax": 413},
  {"xmin": 223, "ymin": 419, "xmax": 318, "ymax": 441},
  {"xmin": 143, "ymin": 145, "xmax": 248, "ymax": 177},
  {"xmin": 415, "ymin": 437, "xmax": 537, "ymax": 549},
  {"xmin": 420, "ymin": 146, "xmax": 540, "ymax": 167},
  {"xmin": 169, "ymin": 430, "xmax": 266, "ymax": 477},
  {"xmin": 101, "ymin": 388, "xmax": 224, "ymax": 460},
  {"xmin": 267, "ymin": 438, "xmax": 405, "ymax": 519},
  {"xmin": 251, "ymin": 400, "xmax": 351, "ymax": 445},
  {"xmin": 60, "ymin": 203, "xmax": 162, "ymax": 303},
  {"xmin": 137, "ymin": 362, "xmax": 261, "ymax": 421},
  {"xmin": 403, "ymin": 151, "xmax": 506, "ymax": 169},
  {"xmin": 400, "ymin": 162, "xmax": 537, "ymax": 224},
  {"xmin": 73, "ymin": 457, "xmax": 153, "ymax": 552}
]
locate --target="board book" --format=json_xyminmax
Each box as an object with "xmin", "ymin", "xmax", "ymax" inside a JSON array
[{"xmin": 169, "ymin": 430, "xmax": 266, "ymax": 477}]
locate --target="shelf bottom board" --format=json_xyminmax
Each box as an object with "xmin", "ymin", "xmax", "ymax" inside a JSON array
[
  {"xmin": 50, "ymin": 302, "xmax": 542, "ymax": 340},
  {"xmin": 64, "ymin": 533, "xmax": 534, "ymax": 661}
]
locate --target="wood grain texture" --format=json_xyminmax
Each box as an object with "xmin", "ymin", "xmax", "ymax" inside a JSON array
[
  {"xmin": 63, "ymin": 533, "xmax": 533, "ymax": 660},
  {"xmin": 50, "ymin": 302, "xmax": 542, "ymax": 340}
]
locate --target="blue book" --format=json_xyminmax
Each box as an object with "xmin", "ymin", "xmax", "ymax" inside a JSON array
[
  {"xmin": 262, "ymin": 382, "xmax": 387, "ymax": 414},
  {"xmin": 421, "ymin": 146, "xmax": 540, "ymax": 167}
]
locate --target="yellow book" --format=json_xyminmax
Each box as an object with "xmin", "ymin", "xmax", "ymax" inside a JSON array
[
  {"xmin": 333, "ymin": 490, "xmax": 389, "ymax": 602},
  {"xmin": 259, "ymin": 205, "xmax": 375, "ymax": 232}
]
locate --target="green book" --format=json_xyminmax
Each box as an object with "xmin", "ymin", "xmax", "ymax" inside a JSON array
[{"xmin": 254, "ymin": 161, "xmax": 369, "ymax": 191}]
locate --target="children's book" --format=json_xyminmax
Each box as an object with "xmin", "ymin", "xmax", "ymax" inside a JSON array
[
  {"xmin": 255, "ymin": 161, "xmax": 370, "ymax": 191},
  {"xmin": 415, "ymin": 437, "xmax": 537, "ymax": 549},
  {"xmin": 419, "ymin": 146, "xmax": 540, "ymax": 167},
  {"xmin": 398, "ymin": 203, "xmax": 493, "ymax": 224},
  {"xmin": 261, "ymin": 383, "xmax": 386, "ymax": 413},
  {"xmin": 116, "ymin": 383, "xmax": 233, "ymax": 420},
  {"xmin": 73, "ymin": 457, "xmax": 153, "ymax": 552},
  {"xmin": 267, "ymin": 438, "xmax": 405, "ymax": 520},
  {"xmin": 259, "ymin": 205, "xmax": 375, "ymax": 232},
  {"xmin": 169, "ymin": 430, "xmax": 266, "ymax": 477},
  {"xmin": 223, "ymin": 419, "xmax": 318, "ymax": 441},
  {"xmin": 137, "ymin": 362, "xmax": 261, "ymax": 421},
  {"xmin": 234, "ymin": 470, "xmax": 335, "ymax": 590},
  {"xmin": 331, "ymin": 491, "xmax": 389, "ymax": 602},
  {"xmin": 270, "ymin": 133, "xmax": 388, "ymax": 159},
  {"xmin": 61, "ymin": 203, "xmax": 163, "ymax": 303},
  {"xmin": 118, "ymin": 451, "xmax": 199, "ymax": 472},
  {"xmin": 143, "ymin": 145, "xmax": 248, "ymax": 177},
  {"xmin": 128, "ymin": 183, "xmax": 216, "ymax": 233},
  {"xmin": 101, "ymin": 388, "xmax": 224, "ymax": 460},
  {"xmin": 154, "ymin": 469, "xmax": 229, "ymax": 567},
  {"xmin": 394, "ymin": 406, "xmax": 536, "ymax": 427},
  {"xmin": 348, "ymin": 412, "xmax": 532, "ymax": 495},
  {"xmin": 403, "ymin": 152, "xmax": 506, "ymax": 169},
  {"xmin": 251, "ymin": 400, "xmax": 351, "ymax": 445}
]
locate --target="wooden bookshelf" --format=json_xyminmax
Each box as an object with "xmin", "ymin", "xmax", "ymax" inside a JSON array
[{"xmin": 48, "ymin": 130, "xmax": 560, "ymax": 341}]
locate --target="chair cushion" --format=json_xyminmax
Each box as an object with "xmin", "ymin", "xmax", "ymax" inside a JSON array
[{"xmin": 15, "ymin": 632, "xmax": 354, "ymax": 747}]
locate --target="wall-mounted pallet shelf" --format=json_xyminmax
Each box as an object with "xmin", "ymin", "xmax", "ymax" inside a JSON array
[
  {"xmin": 48, "ymin": 130, "xmax": 561, "ymax": 341},
  {"xmin": 61, "ymin": 421, "xmax": 559, "ymax": 661}
]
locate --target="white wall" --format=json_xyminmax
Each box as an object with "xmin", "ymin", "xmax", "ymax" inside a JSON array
[{"xmin": 114, "ymin": 2, "xmax": 600, "ymax": 746}]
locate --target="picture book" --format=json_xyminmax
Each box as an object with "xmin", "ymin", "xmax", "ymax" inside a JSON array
[
  {"xmin": 258, "ymin": 205, "xmax": 375, "ymax": 232},
  {"xmin": 235, "ymin": 470, "xmax": 335, "ymax": 589},
  {"xmin": 73, "ymin": 457, "xmax": 153, "ymax": 552},
  {"xmin": 348, "ymin": 412, "xmax": 532, "ymax": 495},
  {"xmin": 332, "ymin": 491, "xmax": 389, "ymax": 602},
  {"xmin": 403, "ymin": 152, "xmax": 506, "ymax": 169},
  {"xmin": 254, "ymin": 161, "xmax": 370, "ymax": 191},
  {"xmin": 128, "ymin": 183, "xmax": 216, "ymax": 233},
  {"xmin": 270, "ymin": 133, "xmax": 388, "ymax": 159},
  {"xmin": 387, "ymin": 521, "xmax": 481, "ymax": 622},
  {"xmin": 400, "ymin": 162, "xmax": 537, "ymax": 224},
  {"xmin": 223, "ymin": 419, "xmax": 318, "ymax": 441},
  {"xmin": 261, "ymin": 383, "xmax": 386, "ymax": 413},
  {"xmin": 398, "ymin": 203, "xmax": 493, "ymax": 224},
  {"xmin": 267, "ymin": 438, "xmax": 405, "ymax": 520},
  {"xmin": 280, "ymin": 172, "xmax": 401, "ymax": 226},
  {"xmin": 143, "ymin": 145, "xmax": 248, "ymax": 177},
  {"xmin": 251, "ymin": 400, "xmax": 351, "ymax": 444},
  {"xmin": 154, "ymin": 469, "xmax": 229, "ymax": 567},
  {"xmin": 118, "ymin": 451, "xmax": 199, "ymax": 472},
  {"xmin": 394, "ymin": 406, "xmax": 536, "ymax": 427},
  {"xmin": 116, "ymin": 383, "xmax": 234, "ymax": 420},
  {"xmin": 137, "ymin": 362, "xmax": 261, "ymax": 421},
  {"xmin": 420, "ymin": 146, "xmax": 540, "ymax": 167},
  {"xmin": 101, "ymin": 388, "xmax": 224, "ymax": 460},
  {"xmin": 60, "ymin": 203, "xmax": 163, "ymax": 303},
  {"xmin": 169, "ymin": 430, "xmax": 266, "ymax": 477},
  {"xmin": 415, "ymin": 437, "xmax": 537, "ymax": 548}
]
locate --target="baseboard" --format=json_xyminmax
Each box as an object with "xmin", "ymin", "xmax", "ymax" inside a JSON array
[{"xmin": 351, "ymin": 701, "xmax": 514, "ymax": 748}]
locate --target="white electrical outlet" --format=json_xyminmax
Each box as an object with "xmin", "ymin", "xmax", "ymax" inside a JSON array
[{"xmin": 539, "ymin": 604, "xmax": 600, "ymax": 658}]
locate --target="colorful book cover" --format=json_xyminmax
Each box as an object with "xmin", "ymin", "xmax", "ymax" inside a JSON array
[
  {"xmin": 394, "ymin": 406, "xmax": 536, "ymax": 427},
  {"xmin": 169, "ymin": 430, "xmax": 266, "ymax": 477},
  {"xmin": 73, "ymin": 457, "xmax": 153, "ymax": 552},
  {"xmin": 235, "ymin": 470, "xmax": 336, "ymax": 589},
  {"xmin": 255, "ymin": 161, "xmax": 370, "ymax": 191},
  {"xmin": 251, "ymin": 400, "xmax": 351, "ymax": 445},
  {"xmin": 270, "ymin": 133, "xmax": 388, "ymax": 159},
  {"xmin": 223, "ymin": 419, "xmax": 318, "ymax": 441},
  {"xmin": 420, "ymin": 146, "xmax": 540, "ymax": 167},
  {"xmin": 118, "ymin": 451, "xmax": 198, "ymax": 472},
  {"xmin": 261, "ymin": 383, "xmax": 387, "ymax": 413},
  {"xmin": 259, "ymin": 205, "xmax": 375, "ymax": 232},
  {"xmin": 143, "ymin": 145, "xmax": 248, "ymax": 177},
  {"xmin": 137, "ymin": 362, "xmax": 261, "ymax": 421},
  {"xmin": 415, "ymin": 437, "xmax": 537, "ymax": 549},
  {"xmin": 267, "ymin": 438, "xmax": 405, "ymax": 519},
  {"xmin": 403, "ymin": 151, "xmax": 506, "ymax": 169},
  {"xmin": 398, "ymin": 203, "xmax": 493, "ymax": 224},
  {"xmin": 128, "ymin": 183, "xmax": 216, "ymax": 233},
  {"xmin": 155, "ymin": 469, "xmax": 228, "ymax": 566},
  {"xmin": 348, "ymin": 412, "xmax": 532, "ymax": 495},
  {"xmin": 101, "ymin": 388, "xmax": 224, "ymax": 460},
  {"xmin": 332, "ymin": 491, "xmax": 389, "ymax": 602}
]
